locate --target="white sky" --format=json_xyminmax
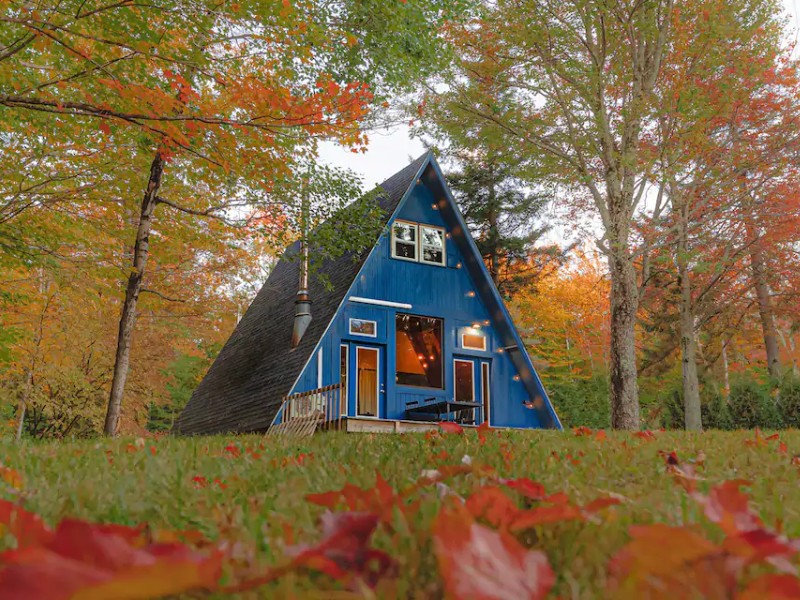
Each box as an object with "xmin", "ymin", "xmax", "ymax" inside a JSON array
[{"xmin": 319, "ymin": 0, "xmax": 800, "ymax": 191}]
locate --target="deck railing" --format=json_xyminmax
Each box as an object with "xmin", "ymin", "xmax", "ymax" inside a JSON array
[{"xmin": 267, "ymin": 383, "xmax": 345, "ymax": 437}]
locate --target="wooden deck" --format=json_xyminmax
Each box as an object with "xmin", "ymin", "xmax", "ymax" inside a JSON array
[{"xmin": 342, "ymin": 416, "xmax": 479, "ymax": 433}]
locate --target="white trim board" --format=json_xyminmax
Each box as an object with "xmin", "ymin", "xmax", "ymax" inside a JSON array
[{"xmin": 349, "ymin": 297, "xmax": 412, "ymax": 309}]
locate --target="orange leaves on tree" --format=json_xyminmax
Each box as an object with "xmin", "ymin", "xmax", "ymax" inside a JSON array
[{"xmin": 433, "ymin": 503, "xmax": 554, "ymax": 600}]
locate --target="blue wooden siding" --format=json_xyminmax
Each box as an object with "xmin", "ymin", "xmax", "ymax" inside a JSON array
[{"xmin": 291, "ymin": 178, "xmax": 552, "ymax": 429}]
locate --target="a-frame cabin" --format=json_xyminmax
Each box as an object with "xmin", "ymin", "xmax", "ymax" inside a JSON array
[{"xmin": 174, "ymin": 152, "xmax": 561, "ymax": 435}]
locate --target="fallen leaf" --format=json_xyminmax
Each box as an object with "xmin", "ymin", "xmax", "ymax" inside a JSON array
[
  {"xmin": 434, "ymin": 504, "xmax": 554, "ymax": 600},
  {"xmin": 439, "ymin": 422, "xmax": 464, "ymax": 435}
]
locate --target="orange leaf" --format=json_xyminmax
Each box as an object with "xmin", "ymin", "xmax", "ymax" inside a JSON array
[
  {"xmin": 465, "ymin": 486, "xmax": 519, "ymax": 529},
  {"xmin": 433, "ymin": 505, "xmax": 554, "ymax": 600},
  {"xmin": 693, "ymin": 480, "xmax": 761, "ymax": 535},
  {"xmin": 607, "ymin": 524, "xmax": 733, "ymax": 599},
  {"xmin": 438, "ymin": 422, "xmax": 464, "ymax": 435},
  {"xmin": 739, "ymin": 574, "xmax": 800, "ymax": 599},
  {"xmin": 0, "ymin": 500, "xmax": 51, "ymax": 549}
]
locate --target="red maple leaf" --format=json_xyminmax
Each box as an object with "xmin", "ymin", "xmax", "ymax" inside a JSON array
[
  {"xmin": 287, "ymin": 511, "xmax": 395, "ymax": 589},
  {"xmin": 0, "ymin": 516, "xmax": 222, "ymax": 599}
]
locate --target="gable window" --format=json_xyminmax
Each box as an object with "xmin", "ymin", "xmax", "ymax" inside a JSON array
[
  {"xmin": 349, "ymin": 318, "xmax": 377, "ymax": 337},
  {"xmin": 420, "ymin": 225, "xmax": 445, "ymax": 266},
  {"xmin": 391, "ymin": 221, "xmax": 417, "ymax": 261},
  {"xmin": 461, "ymin": 328, "xmax": 487, "ymax": 351},
  {"xmin": 395, "ymin": 313, "xmax": 443, "ymax": 388}
]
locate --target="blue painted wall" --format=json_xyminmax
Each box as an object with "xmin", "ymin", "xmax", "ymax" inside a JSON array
[{"xmin": 290, "ymin": 177, "xmax": 550, "ymax": 428}]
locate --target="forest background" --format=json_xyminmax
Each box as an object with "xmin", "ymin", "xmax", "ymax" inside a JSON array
[{"xmin": 1, "ymin": 0, "xmax": 800, "ymax": 438}]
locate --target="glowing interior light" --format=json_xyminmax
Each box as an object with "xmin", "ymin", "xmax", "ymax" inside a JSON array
[
  {"xmin": 483, "ymin": 320, "xmax": 490, "ymax": 326},
  {"xmin": 513, "ymin": 375, "xmax": 521, "ymax": 381},
  {"xmin": 456, "ymin": 262, "xmax": 462, "ymax": 269},
  {"xmin": 417, "ymin": 354, "xmax": 424, "ymax": 360},
  {"xmin": 422, "ymin": 362, "xmax": 428, "ymax": 368},
  {"xmin": 471, "ymin": 323, "xmax": 481, "ymax": 329},
  {"xmin": 466, "ymin": 291, "xmax": 475, "ymax": 298},
  {"xmin": 497, "ymin": 348, "xmax": 504, "ymax": 353},
  {"xmin": 429, "ymin": 355, "xmax": 434, "ymax": 360}
]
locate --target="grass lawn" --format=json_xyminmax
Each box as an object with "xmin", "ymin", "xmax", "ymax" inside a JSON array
[{"xmin": 1, "ymin": 428, "xmax": 799, "ymax": 598}]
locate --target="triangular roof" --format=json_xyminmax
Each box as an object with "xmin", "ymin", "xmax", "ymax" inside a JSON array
[
  {"xmin": 174, "ymin": 153, "xmax": 431, "ymax": 434},
  {"xmin": 175, "ymin": 152, "xmax": 561, "ymax": 434}
]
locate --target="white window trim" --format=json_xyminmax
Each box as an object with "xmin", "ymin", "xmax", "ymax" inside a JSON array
[
  {"xmin": 349, "ymin": 318, "xmax": 377, "ymax": 337},
  {"xmin": 481, "ymin": 362, "xmax": 491, "ymax": 426},
  {"xmin": 340, "ymin": 344, "xmax": 349, "ymax": 416},
  {"xmin": 356, "ymin": 346, "xmax": 381, "ymax": 419},
  {"xmin": 419, "ymin": 224, "xmax": 447, "ymax": 267},
  {"xmin": 391, "ymin": 220, "xmax": 418, "ymax": 262},
  {"xmin": 317, "ymin": 349, "xmax": 323, "ymax": 388},
  {"xmin": 461, "ymin": 330, "xmax": 487, "ymax": 351},
  {"xmin": 454, "ymin": 358, "xmax": 475, "ymax": 403}
]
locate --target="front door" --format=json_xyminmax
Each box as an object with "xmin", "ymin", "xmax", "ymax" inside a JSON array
[
  {"xmin": 355, "ymin": 345, "xmax": 382, "ymax": 418},
  {"xmin": 453, "ymin": 357, "xmax": 491, "ymax": 425}
]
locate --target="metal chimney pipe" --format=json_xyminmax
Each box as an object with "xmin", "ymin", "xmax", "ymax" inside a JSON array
[
  {"xmin": 292, "ymin": 188, "xmax": 312, "ymax": 348},
  {"xmin": 291, "ymin": 237, "xmax": 312, "ymax": 347}
]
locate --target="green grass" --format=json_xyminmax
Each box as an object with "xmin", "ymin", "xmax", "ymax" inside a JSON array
[{"xmin": 2, "ymin": 429, "xmax": 799, "ymax": 598}]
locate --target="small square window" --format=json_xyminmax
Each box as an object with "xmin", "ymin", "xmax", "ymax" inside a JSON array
[
  {"xmin": 349, "ymin": 318, "xmax": 377, "ymax": 337},
  {"xmin": 420, "ymin": 225, "xmax": 445, "ymax": 266},
  {"xmin": 461, "ymin": 330, "xmax": 487, "ymax": 351},
  {"xmin": 392, "ymin": 221, "xmax": 417, "ymax": 261}
]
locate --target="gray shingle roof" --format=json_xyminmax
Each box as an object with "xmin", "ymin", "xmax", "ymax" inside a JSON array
[{"xmin": 173, "ymin": 152, "xmax": 430, "ymax": 434}]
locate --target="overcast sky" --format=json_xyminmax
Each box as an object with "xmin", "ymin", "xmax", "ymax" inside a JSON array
[{"xmin": 318, "ymin": 0, "xmax": 800, "ymax": 191}]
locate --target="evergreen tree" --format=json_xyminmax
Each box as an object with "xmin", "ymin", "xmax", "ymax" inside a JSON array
[{"xmin": 445, "ymin": 151, "xmax": 565, "ymax": 297}]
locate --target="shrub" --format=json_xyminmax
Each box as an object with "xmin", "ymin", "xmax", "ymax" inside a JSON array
[
  {"xmin": 547, "ymin": 376, "xmax": 610, "ymax": 429},
  {"xmin": 779, "ymin": 378, "xmax": 800, "ymax": 428},
  {"xmin": 658, "ymin": 382, "xmax": 733, "ymax": 431},
  {"xmin": 728, "ymin": 380, "xmax": 783, "ymax": 429},
  {"xmin": 701, "ymin": 386, "xmax": 733, "ymax": 431}
]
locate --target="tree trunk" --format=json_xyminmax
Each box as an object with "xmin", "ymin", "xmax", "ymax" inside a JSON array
[
  {"xmin": 15, "ymin": 369, "xmax": 31, "ymax": 442},
  {"xmin": 607, "ymin": 248, "xmax": 640, "ymax": 430},
  {"xmin": 721, "ymin": 340, "xmax": 730, "ymax": 398},
  {"xmin": 486, "ymin": 164, "xmax": 501, "ymax": 289},
  {"xmin": 103, "ymin": 152, "xmax": 164, "ymax": 436},
  {"xmin": 744, "ymin": 218, "xmax": 781, "ymax": 380},
  {"xmin": 676, "ymin": 200, "xmax": 702, "ymax": 431}
]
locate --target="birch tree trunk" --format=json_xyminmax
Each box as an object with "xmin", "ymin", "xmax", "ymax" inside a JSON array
[{"xmin": 103, "ymin": 152, "xmax": 164, "ymax": 436}]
